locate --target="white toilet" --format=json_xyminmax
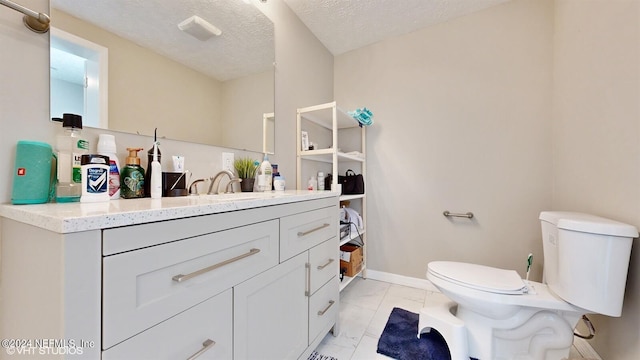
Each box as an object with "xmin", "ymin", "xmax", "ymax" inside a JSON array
[{"xmin": 418, "ymin": 211, "xmax": 637, "ymax": 360}]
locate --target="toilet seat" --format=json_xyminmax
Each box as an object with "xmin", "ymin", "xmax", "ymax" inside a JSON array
[{"xmin": 428, "ymin": 261, "xmax": 527, "ymax": 295}]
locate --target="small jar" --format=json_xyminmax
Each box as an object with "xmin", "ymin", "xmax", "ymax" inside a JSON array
[
  {"xmin": 317, "ymin": 172, "xmax": 325, "ymax": 191},
  {"xmin": 274, "ymin": 176, "xmax": 285, "ymax": 191}
]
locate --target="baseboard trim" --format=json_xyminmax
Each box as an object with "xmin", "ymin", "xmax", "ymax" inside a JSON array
[
  {"xmin": 364, "ymin": 269, "xmax": 602, "ymax": 360},
  {"xmin": 365, "ymin": 269, "xmax": 439, "ymax": 292}
]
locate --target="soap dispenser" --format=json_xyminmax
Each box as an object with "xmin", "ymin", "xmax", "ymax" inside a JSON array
[{"xmin": 121, "ymin": 148, "xmax": 145, "ymax": 199}]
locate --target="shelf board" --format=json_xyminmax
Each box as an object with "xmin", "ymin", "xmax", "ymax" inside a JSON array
[
  {"xmin": 339, "ymin": 265, "xmax": 366, "ymax": 292},
  {"xmin": 339, "ymin": 194, "xmax": 365, "ymax": 201},
  {"xmin": 298, "ymin": 101, "xmax": 361, "ymax": 130},
  {"xmin": 340, "ymin": 227, "xmax": 365, "ymax": 246},
  {"xmin": 300, "ymin": 150, "xmax": 365, "ymax": 163}
]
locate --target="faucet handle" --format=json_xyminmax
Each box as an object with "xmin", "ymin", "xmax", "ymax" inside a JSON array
[
  {"xmin": 188, "ymin": 178, "xmax": 207, "ymax": 195},
  {"xmin": 225, "ymin": 178, "xmax": 242, "ymax": 194}
]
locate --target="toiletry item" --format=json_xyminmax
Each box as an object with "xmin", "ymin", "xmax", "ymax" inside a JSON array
[
  {"xmin": 163, "ymin": 171, "xmax": 188, "ymax": 197},
  {"xmin": 80, "ymin": 154, "xmax": 110, "ymax": 203},
  {"xmin": 120, "ymin": 148, "xmax": 145, "ymax": 198},
  {"xmin": 526, "ymin": 253, "xmax": 533, "ymax": 281},
  {"xmin": 144, "ymin": 128, "xmax": 161, "ymax": 197},
  {"xmin": 317, "ymin": 172, "xmax": 325, "ymax": 191},
  {"xmin": 150, "ymin": 141, "xmax": 162, "ymax": 199},
  {"xmin": 307, "ymin": 176, "xmax": 317, "ymax": 191},
  {"xmin": 271, "ymin": 164, "xmax": 279, "ymax": 190},
  {"xmin": 301, "ymin": 131, "xmax": 309, "ymax": 150},
  {"xmin": 172, "ymin": 155, "xmax": 184, "ymax": 172},
  {"xmin": 257, "ymin": 154, "xmax": 272, "ymax": 192},
  {"xmin": 11, "ymin": 140, "xmax": 56, "ymax": 205},
  {"xmin": 97, "ymin": 134, "xmax": 121, "ymax": 199},
  {"xmin": 273, "ymin": 176, "xmax": 285, "ymax": 191},
  {"xmin": 55, "ymin": 113, "xmax": 89, "ymax": 203}
]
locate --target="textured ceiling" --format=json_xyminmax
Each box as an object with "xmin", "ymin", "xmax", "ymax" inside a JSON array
[
  {"xmin": 284, "ymin": 0, "xmax": 511, "ymax": 55},
  {"xmin": 50, "ymin": 0, "xmax": 511, "ymax": 82},
  {"xmin": 51, "ymin": 0, "xmax": 274, "ymax": 81}
]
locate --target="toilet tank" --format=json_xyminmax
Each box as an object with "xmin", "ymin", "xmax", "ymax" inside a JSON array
[{"xmin": 539, "ymin": 212, "xmax": 637, "ymax": 317}]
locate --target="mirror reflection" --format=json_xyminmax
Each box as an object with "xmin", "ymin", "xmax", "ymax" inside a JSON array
[{"xmin": 50, "ymin": 0, "xmax": 275, "ymax": 153}]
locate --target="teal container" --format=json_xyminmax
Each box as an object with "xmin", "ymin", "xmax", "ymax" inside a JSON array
[{"xmin": 11, "ymin": 140, "xmax": 56, "ymax": 205}]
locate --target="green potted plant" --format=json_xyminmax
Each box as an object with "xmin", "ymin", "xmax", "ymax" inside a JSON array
[{"xmin": 234, "ymin": 157, "xmax": 258, "ymax": 192}]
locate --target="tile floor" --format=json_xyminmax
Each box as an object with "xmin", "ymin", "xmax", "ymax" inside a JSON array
[{"xmin": 314, "ymin": 277, "xmax": 596, "ymax": 360}]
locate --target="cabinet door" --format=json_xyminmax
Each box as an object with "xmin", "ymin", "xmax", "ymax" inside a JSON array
[
  {"xmin": 234, "ymin": 252, "xmax": 308, "ymax": 360},
  {"xmin": 102, "ymin": 289, "xmax": 232, "ymax": 360}
]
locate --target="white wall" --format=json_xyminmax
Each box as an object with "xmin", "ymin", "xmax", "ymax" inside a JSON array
[
  {"xmin": 335, "ymin": 0, "xmax": 554, "ymax": 280},
  {"xmin": 552, "ymin": 0, "xmax": 640, "ymax": 358}
]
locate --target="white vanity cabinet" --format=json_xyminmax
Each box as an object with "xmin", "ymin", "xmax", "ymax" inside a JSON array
[{"xmin": 0, "ymin": 192, "xmax": 339, "ymax": 360}]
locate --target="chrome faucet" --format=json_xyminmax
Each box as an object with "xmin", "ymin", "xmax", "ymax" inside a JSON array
[
  {"xmin": 188, "ymin": 178, "xmax": 207, "ymax": 195},
  {"xmin": 208, "ymin": 170, "xmax": 240, "ymax": 194}
]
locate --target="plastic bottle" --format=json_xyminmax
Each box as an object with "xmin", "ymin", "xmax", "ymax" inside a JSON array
[
  {"xmin": 257, "ymin": 154, "xmax": 272, "ymax": 192},
  {"xmin": 307, "ymin": 176, "xmax": 317, "ymax": 191},
  {"xmin": 120, "ymin": 148, "xmax": 145, "ymax": 199},
  {"xmin": 97, "ymin": 134, "xmax": 121, "ymax": 199},
  {"xmin": 80, "ymin": 154, "xmax": 110, "ymax": 202},
  {"xmin": 144, "ymin": 129, "xmax": 161, "ymax": 197},
  {"xmin": 55, "ymin": 113, "xmax": 89, "ymax": 203},
  {"xmin": 317, "ymin": 172, "xmax": 325, "ymax": 191},
  {"xmin": 150, "ymin": 141, "xmax": 162, "ymax": 199}
]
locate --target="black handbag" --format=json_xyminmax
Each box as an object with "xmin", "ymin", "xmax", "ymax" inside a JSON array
[{"xmin": 338, "ymin": 169, "xmax": 364, "ymax": 195}]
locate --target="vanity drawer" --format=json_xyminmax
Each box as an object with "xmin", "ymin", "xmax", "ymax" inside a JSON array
[
  {"xmin": 280, "ymin": 206, "xmax": 337, "ymax": 261},
  {"xmin": 309, "ymin": 238, "xmax": 338, "ymax": 295},
  {"xmin": 102, "ymin": 220, "xmax": 278, "ymax": 349},
  {"xmin": 103, "ymin": 289, "xmax": 232, "ymax": 360},
  {"xmin": 309, "ymin": 277, "xmax": 339, "ymax": 345}
]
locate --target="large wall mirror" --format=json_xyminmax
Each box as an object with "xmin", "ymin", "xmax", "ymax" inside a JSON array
[{"xmin": 50, "ymin": 0, "xmax": 275, "ymax": 154}]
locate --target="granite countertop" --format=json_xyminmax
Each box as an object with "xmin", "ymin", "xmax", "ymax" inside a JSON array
[{"xmin": 0, "ymin": 190, "xmax": 339, "ymax": 234}]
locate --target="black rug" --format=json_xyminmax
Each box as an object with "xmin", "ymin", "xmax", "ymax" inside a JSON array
[{"xmin": 377, "ymin": 307, "xmax": 452, "ymax": 360}]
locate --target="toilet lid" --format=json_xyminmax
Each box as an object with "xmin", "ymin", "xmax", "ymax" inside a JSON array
[{"xmin": 428, "ymin": 261, "xmax": 527, "ymax": 295}]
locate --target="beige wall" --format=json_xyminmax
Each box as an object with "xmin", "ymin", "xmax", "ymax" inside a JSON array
[
  {"xmin": 335, "ymin": 0, "xmax": 554, "ymax": 281},
  {"xmin": 552, "ymin": 0, "xmax": 640, "ymax": 358}
]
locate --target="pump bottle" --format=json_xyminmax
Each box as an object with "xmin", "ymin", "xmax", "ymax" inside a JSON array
[
  {"xmin": 120, "ymin": 148, "xmax": 145, "ymax": 198},
  {"xmin": 257, "ymin": 154, "xmax": 272, "ymax": 192},
  {"xmin": 55, "ymin": 113, "xmax": 89, "ymax": 202}
]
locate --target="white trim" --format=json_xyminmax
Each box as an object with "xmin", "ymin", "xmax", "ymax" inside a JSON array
[
  {"xmin": 365, "ymin": 269, "xmax": 439, "ymax": 293},
  {"xmin": 572, "ymin": 337, "xmax": 602, "ymax": 360}
]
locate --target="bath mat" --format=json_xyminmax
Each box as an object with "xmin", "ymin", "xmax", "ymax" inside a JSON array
[
  {"xmin": 377, "ymin": 307, "xmax": 452, "ymax": 360},
  {"xmin": 307, "ymin": 350, "xmax": 338, "ymax": 360}
]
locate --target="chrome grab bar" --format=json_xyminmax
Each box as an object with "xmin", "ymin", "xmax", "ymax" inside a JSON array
[
  {"xmin": 172, "ymin": 248, "xmax": 260, "ymax": 283},
  {"xmin": 443, "ymin": 211, "xmax": 474, "ymax": 219},
  {"xmin": 186, "ymin": 339, "xmax": 215, "ymax": 360},
  {"xmin": 297, "ymin": 223, "xmax": 330, "ymax": 237},
  {"xmin": 317, "ymin": 300, "xmax": 335, "ymax": 316}
]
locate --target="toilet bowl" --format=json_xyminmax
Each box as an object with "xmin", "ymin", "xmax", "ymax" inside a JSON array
[{"xmin": 418, "ymin": 212, "xmax": 637, "ymax": 360}]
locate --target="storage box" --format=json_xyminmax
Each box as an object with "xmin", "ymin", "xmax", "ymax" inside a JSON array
[{"xmin": 340, "ymin": 244, "xmax": 363, "ymax": 277}]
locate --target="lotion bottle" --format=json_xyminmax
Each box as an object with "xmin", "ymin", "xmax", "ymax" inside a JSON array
[
  {"xmin": 150, "ymin": 141, "xmax": 162, "ymax": 199},
  {"xmin": 257, "ymin": 153, "xmax": 272, "ymax": 192}
]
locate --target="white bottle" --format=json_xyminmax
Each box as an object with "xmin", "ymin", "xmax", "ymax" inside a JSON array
[
  {"xmin": 97, "ymin": 134, "xmax": 121, "ymax": 199},
  {"xmin": 55, "ymin": 114, "xmax": 89, "ymax": 202},
  {"xmin": 150, "ymin": 141, "xmax": 162, "ymax": 199},
  {"xmin": 257, "ymin": 154, "xmax": 272, "ymax": 192},
  {"xmin": 308, "ymin": 176, "xmax": 317, "ymax": 191},
  {"xmin": 317, "ymin": 172, "xmax": 325, "ymax": 191},
  {"xmin": 80, "ymin": 154, "xmax": 110, "ymax": 202}
]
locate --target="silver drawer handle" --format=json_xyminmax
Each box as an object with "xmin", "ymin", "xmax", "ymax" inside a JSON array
[
  {"xmin": 186, "ymin": 339, "xmax": 215, "ymax": 360},
  {"xmin": 297, "ymin": 223, "xmax": 330, "ymax": 237},
  {"xmin": 173, "ymin": 248, "xmax": 261, "ymax": 283},
  {"xmin": 317, "ymin": 258, "xmax": 335, "ymax": 270},
  {"xmin": 317, "ymin": 300, "xmax": 335, "ymax": 316}
]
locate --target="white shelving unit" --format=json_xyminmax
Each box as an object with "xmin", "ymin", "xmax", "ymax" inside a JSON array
[{"xmin": 296, "ymin": 101, "xmax": 367, "ymax": 292}]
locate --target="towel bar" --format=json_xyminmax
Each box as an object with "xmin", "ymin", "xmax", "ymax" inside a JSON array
[{"xmin": 443, "ymin": 211, "xmax": 474, "ymax": 219}]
